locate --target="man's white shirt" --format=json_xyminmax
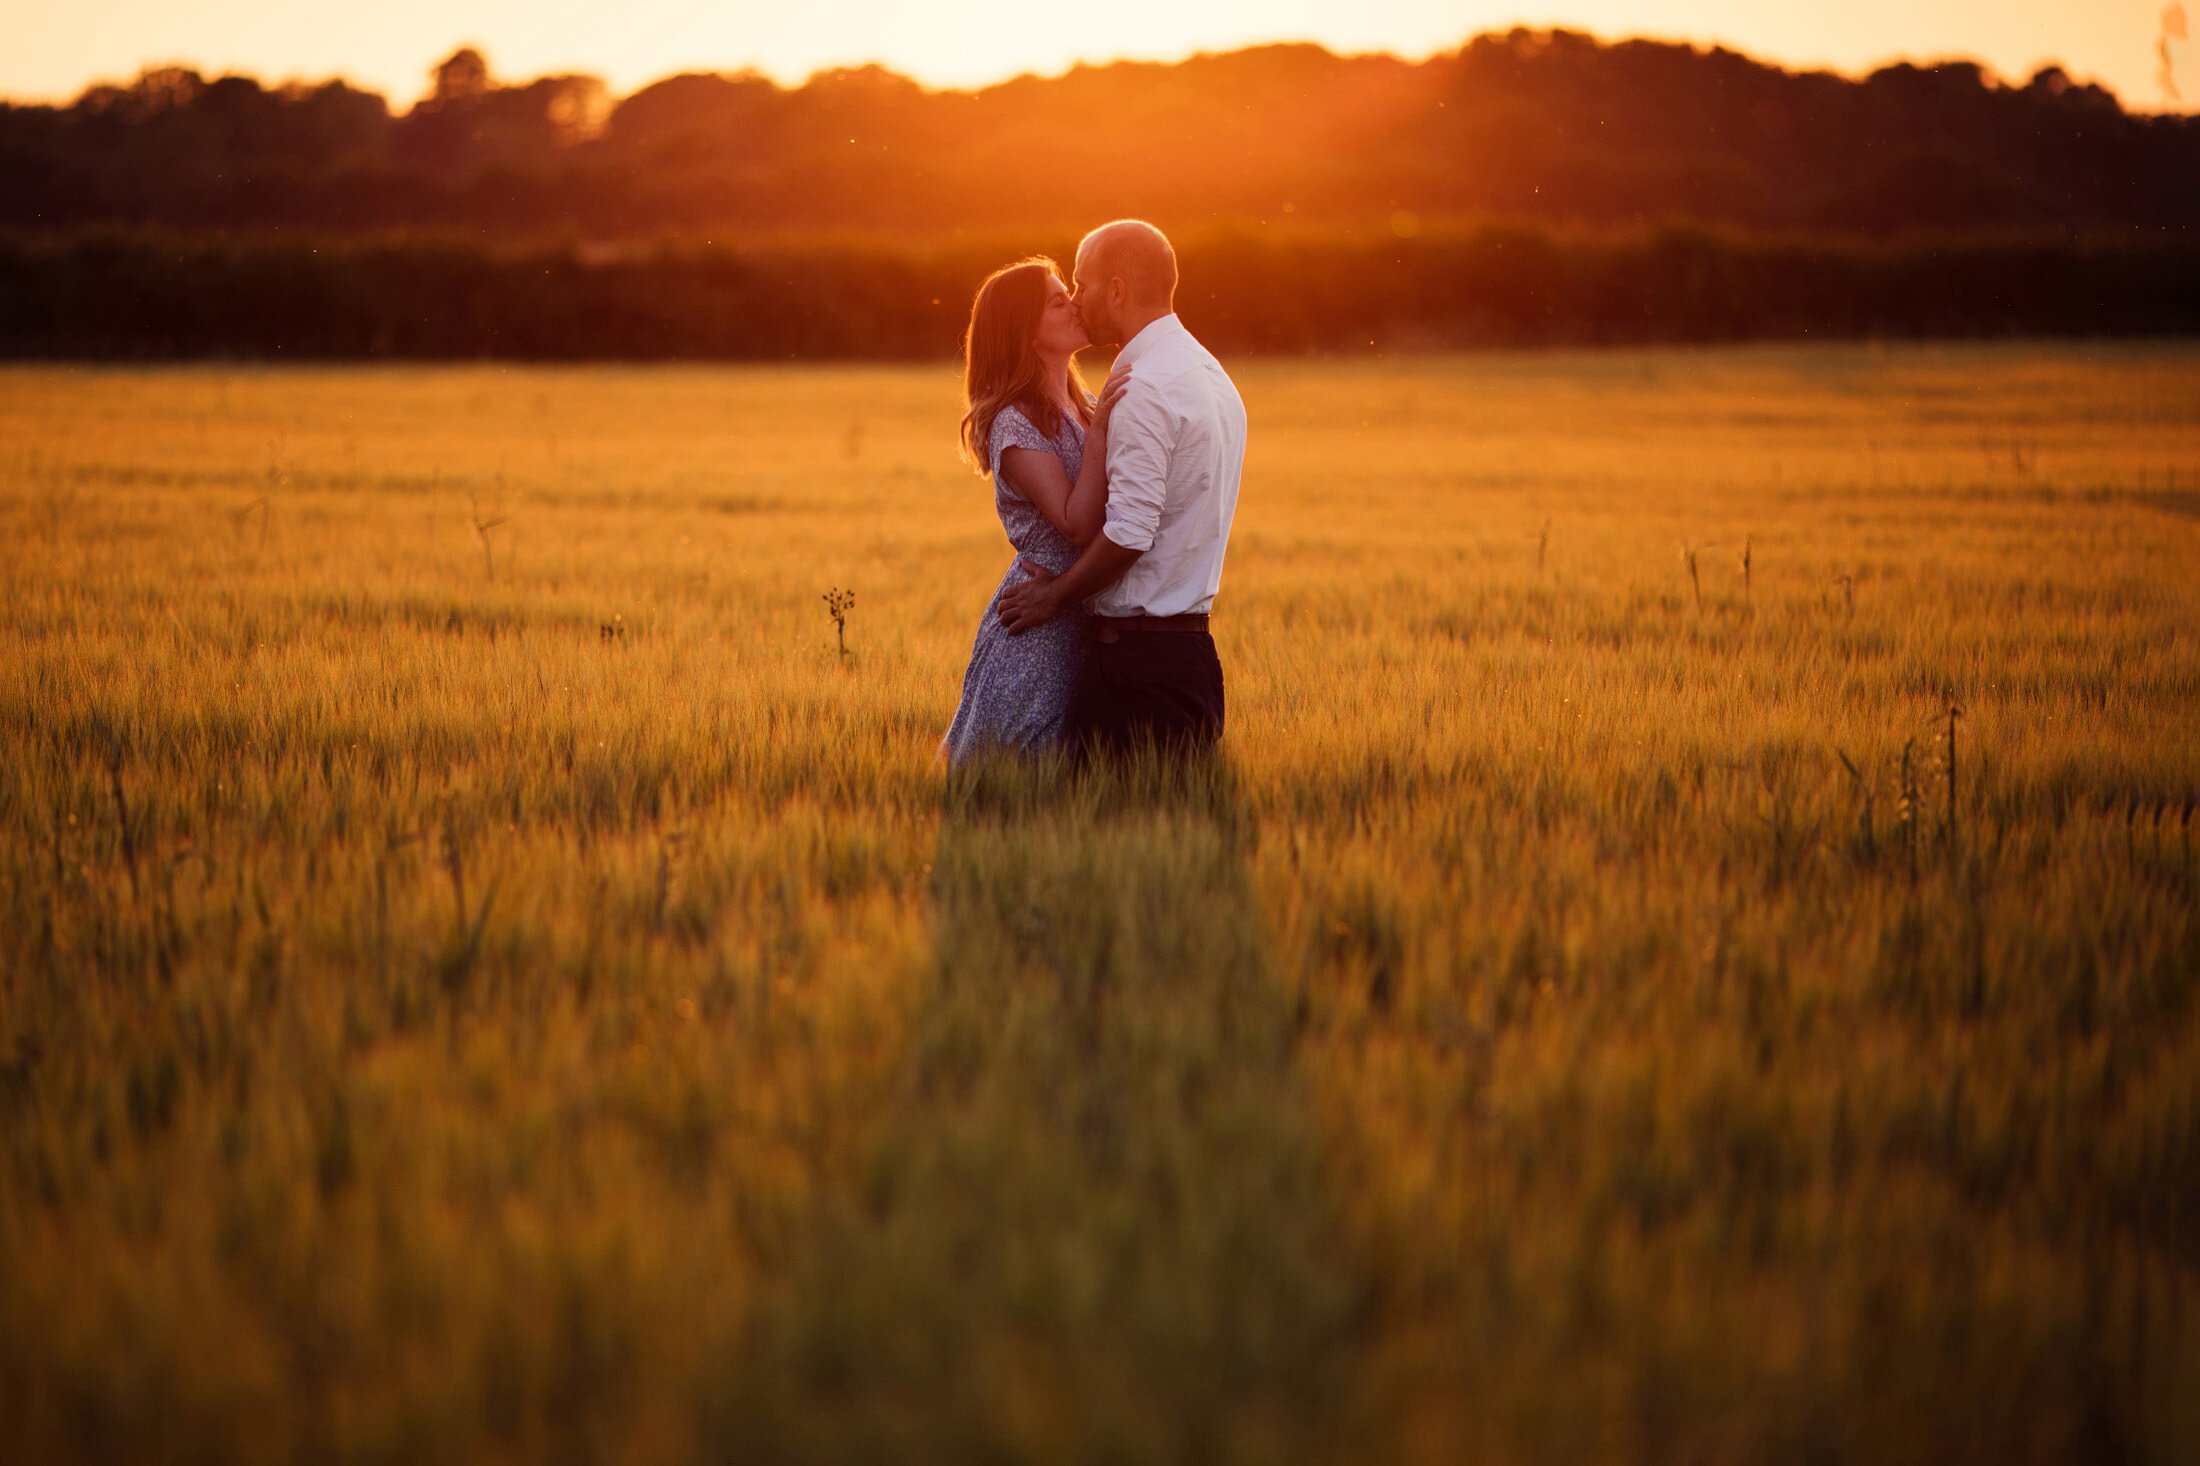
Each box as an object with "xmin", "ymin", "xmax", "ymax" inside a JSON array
[{"xmin": 1090, "ymin": 313, "xmax": 1247, "ymax": 618}]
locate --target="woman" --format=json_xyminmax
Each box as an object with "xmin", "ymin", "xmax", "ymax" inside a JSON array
[{"xmin": 940, "ymin": 257, "xmax": 1129, "ymax": 768}]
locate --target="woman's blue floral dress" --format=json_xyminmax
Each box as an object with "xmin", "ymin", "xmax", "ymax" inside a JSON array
[{"xmin": 943, "ymin": 402, "xmax": 1090, "ymax": 766}]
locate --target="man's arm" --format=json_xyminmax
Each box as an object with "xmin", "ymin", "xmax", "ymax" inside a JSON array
[
  {"xmin": 996, "ymin": 381, "xmax": 1171, "ymax": 635},
  {"xmin": 994, "ymin": 368, "xmax": 1133, "ymax": 547},
  {"xmin": 996, "ymin": 535, "xmax": 1141, "ymax": 635},
  {"xmin": 1093, "ymin": 378, "xmax": 1172, "ymax": 556}
]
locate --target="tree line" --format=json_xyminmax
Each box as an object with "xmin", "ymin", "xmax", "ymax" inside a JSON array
[
  {"xmin": 5, "ymin": 224, "xmax": 2194, "ymax": 360},
  {"xmin": 3, "ymin": 29, "xmax": 2194, "ymax": 236},
  {"xmin": 2, "ymin": 28, "xmax": 2194, "ymax": 356}
]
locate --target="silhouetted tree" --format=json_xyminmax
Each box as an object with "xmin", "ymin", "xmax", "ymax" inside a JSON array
[{"xmin": 432, "ymin": 48, "xmax": 491, "ymax": 106}]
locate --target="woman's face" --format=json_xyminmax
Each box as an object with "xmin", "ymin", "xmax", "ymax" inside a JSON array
[{"xmin": 1033, "ymin": 274, "xmax": 1090, "ymax": 358}]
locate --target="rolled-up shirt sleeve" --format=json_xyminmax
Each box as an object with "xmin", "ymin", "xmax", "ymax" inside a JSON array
[{"xmin": 1101, "ymin": 386, "xmax": 1173, "ymax": 553}]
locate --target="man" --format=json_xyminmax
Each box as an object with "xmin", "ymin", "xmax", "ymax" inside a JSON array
[{"xmin": 996, "ymin": 219, "xmax": 1248, "ymax": 761}]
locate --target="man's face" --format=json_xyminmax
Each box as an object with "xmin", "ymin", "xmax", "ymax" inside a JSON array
[{"xmin": 1070, "ymin": 246, "xmax": 1115, "ymax": 347}]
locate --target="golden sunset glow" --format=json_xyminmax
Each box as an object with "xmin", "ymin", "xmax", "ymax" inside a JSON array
[
  {"xmin": 6, "ymin": 0, "xmax": 2198, "ymax": 1449},
  {"xmin": 4, "ymin": 0, "xmax": 2188, "ymax": 111}
]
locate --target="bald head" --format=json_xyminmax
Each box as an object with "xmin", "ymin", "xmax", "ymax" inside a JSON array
[
  {"xmin": 1078, "ymin": 220, "xmax": 1177, "ymax": 310},
  {"xmin": 1071, "ymin": 220, "xmax": 1178, "ymax": 348}
]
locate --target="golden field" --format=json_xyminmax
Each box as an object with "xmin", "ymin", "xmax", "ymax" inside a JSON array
[{"xmin": 1, "ymin": 345, "xmax": 2196, "ymax": 1464}]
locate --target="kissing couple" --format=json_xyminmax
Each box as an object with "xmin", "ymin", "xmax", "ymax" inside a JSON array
[{"xmin": 939, "ymin": 219, "xmax": 1248, "ymax": 771}]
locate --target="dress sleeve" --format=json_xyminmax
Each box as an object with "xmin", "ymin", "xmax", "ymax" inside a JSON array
[{"xmin": 988, "ymin": 406, "xmax": 1054, "ymax": 475}]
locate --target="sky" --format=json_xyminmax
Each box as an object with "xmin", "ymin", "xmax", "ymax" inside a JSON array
[{"xmin": 3, "ymin": 0, "xmax": 2188, "ymax": 114}]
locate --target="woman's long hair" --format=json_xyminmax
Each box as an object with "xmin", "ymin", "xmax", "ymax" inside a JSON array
[{"xmin": 958, "ymin": 257, "xmax": 1093, "ymax": 476}]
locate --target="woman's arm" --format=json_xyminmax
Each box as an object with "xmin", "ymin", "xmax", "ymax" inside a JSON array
[{"xmin": 997, "ymin": 371, "xmax": 1131, "ymax": 546}]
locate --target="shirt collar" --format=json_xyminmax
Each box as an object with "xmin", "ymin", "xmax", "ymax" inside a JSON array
[{"xmin": 1113, "ymin": 312, "xmax": 1182, "ymax": 371}]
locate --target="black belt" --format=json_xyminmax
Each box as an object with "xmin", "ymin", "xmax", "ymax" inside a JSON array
[{"xmin": 1095, "ymin": 611, "xmax": 1209, "ymax": 636}]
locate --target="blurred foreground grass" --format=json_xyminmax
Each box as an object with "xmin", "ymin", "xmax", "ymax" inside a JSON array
[{"xmin": 1, "ymin": 345, "xmax": 2196, "ymax": 1463}]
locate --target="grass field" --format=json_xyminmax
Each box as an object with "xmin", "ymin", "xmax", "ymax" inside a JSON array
[{"xmin": 2, "ymin": 344, "xmax": 2197, "ymax": 1464}]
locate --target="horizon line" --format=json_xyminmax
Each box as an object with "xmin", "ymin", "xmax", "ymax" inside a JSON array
[{"xmin": 1, "ymin": 25, "xmax": 2185, "ymax": 119}]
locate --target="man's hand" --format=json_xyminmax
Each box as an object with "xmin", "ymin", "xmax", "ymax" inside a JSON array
[
  {"xmin": 999, "ymin": 535, "xmax": 1144, "ymax": 638},
  {"xmin": 997, "ymin": 560, "xmax": 1062, "ymax": 635}
]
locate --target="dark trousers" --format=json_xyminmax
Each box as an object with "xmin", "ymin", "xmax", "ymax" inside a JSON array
[{"xmin": 1067, "ymin": 624, "xmax": 1226, "ymax": 761}]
